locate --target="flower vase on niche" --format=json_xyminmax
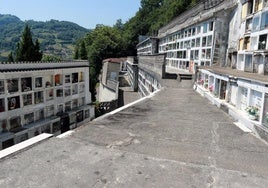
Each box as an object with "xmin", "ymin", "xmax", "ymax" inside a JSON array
[{"xmin": 10, "ymin": 98, "xmax": 16, "ymax": 110}]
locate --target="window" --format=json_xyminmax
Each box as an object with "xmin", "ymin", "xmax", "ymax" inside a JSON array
[
  {"xmin": 46, "ymin": 89, "xmax": 54, "ymax": 100},
  {"xmin": 24, "ymin": 112, "xmax": 34, "ymax": 125},
  {"xmin": 44, "ymin": 75, "xmax": 53, "ymax": 88},
  {"xmin": 46, "ymin": 105, "xmax": 54, "ymax": 117},
  {"xmin": 192, "ymin": 27, "xmax": 196, "ymax": 36},
  {"xmin": 34, "ymin": 91, "xmax": 44, "ymax": 104},
  {"xmin": 56, "ymin": 89, "xmax": 63, "ymax": 97},
  {"xmin": 195, "ymin": 50, "xmax": 199, "ymax": 60},
  {"xmin": 202, "ymin": 37, "xmax": 207, "ymax": 47},
  {"xmin": 207, "ymin": 35, "xmax": 212, "ymax": 46},
  {"xmin": 57, "ymin": 104, "xmax": 64, "ymax": 114},
  {"xmin": 110, "ymin": 72, "xmax": 117, "ymax": 81},
  {"xmin": 41, "ymin": 124, "xmax": 51, "ymax": 134},
  {"xmin": 52, "ymin": 121, "xmax": 60, "ymax": 133},
  {"xmin": 187, "ymin": 29, "xmax": 191, "ymax": 37},
  {"xmin": 85, "ymin": 109, "xmax": 90, "ymax": 119},
  {"xmin": 245, "ymin": 54, "xmax": 253, "ymax": 71},
  {"xmin": 65, "ymin": 101, "xmax": 71, "ymax": 112},
  {"xmin": 21, "ymin": 77, "xmax": 32, "ymax": 92},
  {"xmin": 208, "ymin": 21, "xmax": 213, "ymax": 31},
  {"xmin": 252, "ymin": 15, "xmax": 260, "ymax": 32},
  {"xmin": 202, "ymin": 49, "xmax": 206, "ymax": 59},
  {"xmin": 79, "ymin": 84, "xmax": 85, "ymax": 94},
  {"xmin": 7, "ymin": 79, "xmax": 18, "ymax": 93},
  {"xmin": 261, "ymin": 11, "xmax": 268, "ymax": 30},
  {"xmin": 176, "ymin": 42, "xmax": 179, "ymax": 49},
  {"xmin": 72, "ymin": 84, "xmax": 78, "ymax": 95},
  {"xmin": 65, "ymin": 86, "xmax": 71, "ymax": 97},
  {"xmin": 35, "ymin": 77, "xmax": 42, "ymax": 88},
  {"xmin": 254, "ymin": 0, "xmax": 262, "ymax": 13},
  {"xmin": 0, "ymin": 120, "xmax": 7, "ymax": 133},
  {"xmin": 239, "ymin": 38, "xmax": 244, "ymax": 50},
  {"xmin": 8, "ymin": 96, "xmax": 20, "ymax": 110},
  {"xmin": 196, "ymin": 26, "xmax": 201, "ymax": 34},
  {"xmin": 196, "ymin": 38, "xmax": 200, "ymax": 47},
  {"xmin": 190, "ymin": 50, "xmax": 194, "ymax": 60},
  {"xmin": 246, "ymin": 18, "xmax": 253, "ymax": 32},
  {"xmin": 258, "ymin": 34, "xmax": 267, "ymax": 50},
  {"xmin": 206, "ymin": 49, "xmax": 211, "ymax": 59},
  {"xmin": 35, "ymin": 109, "xmax": 44, "ymax": 121},
  {"xmin": 244, "ymin": 36, "xmax": 250, "ymax": 50},
  {"xmin": 203, "ymin": 23, "xmax": 208, "ymax": 33},
  {"xmin": 0, "ymin": 80, "xmax": 4, "ymax": 94},
  {"xmin": 79, "ymin": 72, "xmax": 84, "ymax": 82},
  {"xmin": 242, "ymin": 0, "xmax": 253, "ymax": 19},
  {"xmin": 72, "ymin": 99, "xmax": 78, "ymax": 109},
  {"xmin": 69, "ymin": 113, "xmax": 76, "ymax": 124},
  {"xmin": 65, "ymin": 75, "xmax": 70, "ymax": 84},
  {"xmin": 0, "ymin": 98, "xmax": 5, "ymax": 112},
  {"xmin": 78, "ymin": 97, "xmax": 85, "ymax": 107},
  {"xmin": 76, "ymin": 110, "xmax": 84, "ymax": 123},
  {"xmin": 23, "ymin": 94, "xmax": 32, "ymax": 106},
  {"xmin": 250, "ymin": 36, "xmax": 258, "ymax": 50},
  {"xmin": 9, "ymin": 116, "xmax": 21, "ymax": 131},
  {"xmin": 264, "ymin": 0, "xmax": 268, "ymax": 8},
  {"xmin": 191, "ymin": 39, "xmax": 195, "ymax": 48},
  {"xmin": 54, "ymin": 74, "xmax": 62, "ymax": 86},
  {"xmin": 72, "ymin": 73, "xmax": 78, "ymax": 83}
]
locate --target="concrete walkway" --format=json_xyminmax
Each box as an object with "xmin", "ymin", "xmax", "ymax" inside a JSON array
[{"xmin": 0, "ymin": 79, "xmax": 268, "ymax": 187}]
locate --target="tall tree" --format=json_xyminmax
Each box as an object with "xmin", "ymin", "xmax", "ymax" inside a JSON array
[
  {"xmin": 80, "ymin": 41, "xmax": 87, "ymax": 60},
  {"xmin": 84, "ymin": 25, "xmax": 123, "ymax": 101},
  {"xmin": 74, "ymin": 46, "xmax": 79, "ymax": 59},
  {"xmin": 15, "ymin": 24, "xmax": 42, "ymax": 61},
  {"xmin": 7, "ymin": 52, "xmax": 14, "ymax": 62}
]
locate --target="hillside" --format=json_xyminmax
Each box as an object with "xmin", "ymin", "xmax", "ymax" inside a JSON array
[{"xmin": 0, "ymin": 14, "xmax": 90, "ymax": 61}]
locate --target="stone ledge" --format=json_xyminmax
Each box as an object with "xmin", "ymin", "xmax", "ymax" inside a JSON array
[{"xmin": 0, "ymin": 133, "xmax": 53, "ymax": 160}]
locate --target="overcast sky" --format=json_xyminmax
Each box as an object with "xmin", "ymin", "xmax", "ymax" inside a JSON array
[{"xmin": 0, "ymin": 0, "xmax": 141, "ymax": 29}]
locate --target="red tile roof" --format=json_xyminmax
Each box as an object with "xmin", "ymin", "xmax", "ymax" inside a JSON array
[{"xmin": 102, "ymin": 57, "xmax": 127, "ymax": 63}]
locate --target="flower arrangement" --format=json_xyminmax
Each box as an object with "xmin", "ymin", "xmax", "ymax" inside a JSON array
[
  {"xmin": 209, "ymin": 85, "xmax": 214, "ymax": 92},
  {"xmin": 246, "ymin": 106, "xmax": 259, "ymax": 120},
  {"xmin": 198, "ymin": 79, "xmax": 204, "ymax": 85}
]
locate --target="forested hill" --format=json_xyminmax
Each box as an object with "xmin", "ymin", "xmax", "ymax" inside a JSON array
[{"xmin": 0, "ymin": 14, "xmax": 90, "ymax": 61}]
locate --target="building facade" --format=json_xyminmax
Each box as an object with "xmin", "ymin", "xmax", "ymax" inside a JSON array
[
  {"xmin": 137, "ymin": 37, "xmax": 159, "ymax": 56},
  {"xmin": 0, "ymin": 61, "xmax": 94, "ymax": 150},
  {"xmin": 156, "ymin": 0, "xmax": 236, "ymax": 72},
  {"xmin": 98, "ymin": 58, "xmax": 127, "ymax": 102},
  {"xmin": 193, "ymin": 0, "xmax": 268, "ymax": 141},
  {"xmin": 136, "ymin": 0, "xmax": 268, "ymax": 141}
]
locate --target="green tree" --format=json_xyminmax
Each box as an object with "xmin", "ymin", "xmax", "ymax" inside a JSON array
[
  {"xmin": 84, "ymin": 25, "xmax": 123, "ymax": 101},
  {"xmin": 74, "ymin": 46, "xmax": 79, "ymax": 59},
  {"xmin": 42, "ymin": 54, "xmax": 61, "ymax": 62},
  {"xmin": 34, "ymin": 39, "xmax": 42, "ymax": 60},
  {"xmin": 15, "ymin": 24, "xmax": 42, "ymax": 61},
  {"xmin": 80, "ymin": 41, "xmax": 87, "ymax": 60},
  {"xmin": 7, "ymin": 52, "xmax": 14, "ymax": 62}
]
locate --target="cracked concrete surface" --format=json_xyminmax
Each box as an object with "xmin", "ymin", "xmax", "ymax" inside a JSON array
[{"xmin": 0, "ymin": 79, "xmax": 268, "ymax": 188}]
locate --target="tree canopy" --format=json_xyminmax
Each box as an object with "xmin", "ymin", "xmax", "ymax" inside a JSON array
[
  {"xmin": 76, "ymin": 0, "xmax": 199, "ymax": 101},
  {"xmin": 15, "ymin": 24, "xmax": 43, "ymax": 61}
]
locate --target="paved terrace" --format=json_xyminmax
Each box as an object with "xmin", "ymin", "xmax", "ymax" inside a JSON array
[{"xmin": 1, "ymin": 79, "xmax": 268, "ymax": 187}]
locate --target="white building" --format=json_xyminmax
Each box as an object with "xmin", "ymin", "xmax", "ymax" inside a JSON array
[
  {"xmin": 195, "ymin": 0, "xmax": 268, "ymax": 141},
  {"xmin": 0, "ymin": 61, "xmax": 94, "ymax": 150},
  {"xmin": 157, "ymin": 0, "xmax": 235, "ymax": 72},
  {"xmin": 98, "ymin": 58, "xmax": 127, "ymax": 102}
]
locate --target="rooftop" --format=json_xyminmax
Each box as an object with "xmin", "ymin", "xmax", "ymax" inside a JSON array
[
  {"xmin": 0, "ymin": 60, "xmax": 89, "ymax": 72},
  {"xmin": 0, "ymin": 79, "xmax": 268, "ymax": 187},
  {"xmin": 201, "ymin": 66, "xmax": 268, "ymax": 84},
  {"xmin": 102, "ymin": 58, "xmax": 127, "ymax": 64}
]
